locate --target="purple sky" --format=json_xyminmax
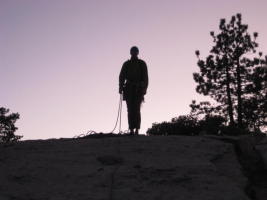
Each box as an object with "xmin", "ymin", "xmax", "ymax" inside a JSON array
[{"xmin": 1, "ymin": 0, "xmax": 267, "ymax": 139}]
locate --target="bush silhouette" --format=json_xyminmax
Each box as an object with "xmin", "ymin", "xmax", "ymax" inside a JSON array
[
  {"xmin": 199, "ymin": 115, "xmax": 226, "ymax": 135},
  {"xmin": 147, "ymin": 115, "xmax": 201, "ymax": 136},
  {"xmin": 0, "ymin": 107, "xmax": 22, "ymax": 143},
  {"xmin": 146, "ymin": 114, "xmax": 248, "ymax": 136}
]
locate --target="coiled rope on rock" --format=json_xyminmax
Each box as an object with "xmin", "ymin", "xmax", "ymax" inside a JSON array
[{"xmin": 74, "ymin": 94, "xmax": 125, "ymax": 138}]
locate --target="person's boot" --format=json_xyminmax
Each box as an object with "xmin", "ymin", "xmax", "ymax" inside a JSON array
[
  {"xmin": 135, "ymin": 129, "xmax": 139, "ymax": 135},
  {"xmin": 129, "ymin": 129, "xmax": 134, "ymax": 135}
]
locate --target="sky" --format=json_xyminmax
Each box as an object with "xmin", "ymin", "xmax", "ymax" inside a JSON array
[{"xmin": 1, "ymin": 0, "xmax": 267, "ymax": 140}]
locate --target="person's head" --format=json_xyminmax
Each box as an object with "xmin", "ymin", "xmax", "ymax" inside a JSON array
[{"xmin": 130, "ymin": 46, "xmax": 139, "ymax": 58}]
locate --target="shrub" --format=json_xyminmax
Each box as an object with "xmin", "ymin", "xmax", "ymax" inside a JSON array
[
  {"xmin": 219, "ymin": 125, "xmax": 250, "ymax": 136},
  {"xmin": 199, "ymin": 115, "xmax": 226, "ymax": 135},
  {"xmin": 0, "ymin": 107, "xmax": 22, "ymax": 143},
  {"xmin": 146, "ymin": 113, "xmax": 257, "ymax": 136},
  {"xmin": 147, "ymin": 115, "xmax": 201, "ymax": 136}
]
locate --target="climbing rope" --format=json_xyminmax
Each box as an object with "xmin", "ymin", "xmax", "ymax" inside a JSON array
[
  {"xmin": 74, "ymin": 94, "xmax": 125, "ymax": 138},
  {"xmin": 73, "ymin": 130, "xmax": 97, "ymax": 138},
  {"xmin": 110, "ymin": 94, "xmax": 123, "ymax": 134}
]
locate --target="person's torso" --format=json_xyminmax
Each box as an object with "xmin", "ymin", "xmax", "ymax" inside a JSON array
[{"xmin": 125, "ymin": 59, "xmax": 144, "ymax": 83}]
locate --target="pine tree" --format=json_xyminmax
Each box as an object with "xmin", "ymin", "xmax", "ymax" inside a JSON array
[
  {"xmin": 193, "ymin": 13, "xmax": 266, "ymax": 129},
  {"xmin": 243, "ymin": 56, "xmax": 267, "ymax": 130}
]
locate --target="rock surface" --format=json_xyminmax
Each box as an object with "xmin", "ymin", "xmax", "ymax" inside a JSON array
[
  {"xmin": 256, "ymin": 137, "xmax": 267, "ymax": 170},
  {"xmin": 0, "ymin": 136, "xmax": 250, "ymax": 200}
]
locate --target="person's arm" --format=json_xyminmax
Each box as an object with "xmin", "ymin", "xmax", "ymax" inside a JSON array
[
  {"xmin": 143, "ymin": 61, "xmax": 149, "ymax": 94},
  {"xmin": 119, "ymin": 62, "xmax": 127, "ymax": 94}
]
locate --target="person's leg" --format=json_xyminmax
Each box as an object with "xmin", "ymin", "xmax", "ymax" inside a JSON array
[
  {"xmin": 133, "ymin": 97, "xmax": 142, "ymax": 134},
  {"xmin": 126, "ymin": 98, "xmax": 135, "ymax": 134}
]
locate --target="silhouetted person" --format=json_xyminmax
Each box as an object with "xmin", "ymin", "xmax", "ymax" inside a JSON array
[{"xmin": 119, "ymin": 46, "xmax": 149, "ymax": 135}]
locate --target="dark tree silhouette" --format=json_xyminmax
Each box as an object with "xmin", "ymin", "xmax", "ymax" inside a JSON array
[
  {"xmin": 0, "ymin": 107, "xmax": 21, "ymax": 143},
  {"xmin": 243, "ymin": 61, "xmax": 267, "ymax": 130},
  {"xmin": 193, "ymin": 13, "xmax": 267, "ymax": 130}
]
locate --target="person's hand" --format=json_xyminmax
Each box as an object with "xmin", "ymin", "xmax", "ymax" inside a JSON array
[
  {"xmin": 119, "ymin": 87, "xmax": 123, "ymax": 94},
  {"xmin": 142, "ymin": 88, "xmax": 147, "ymax": 95}
]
